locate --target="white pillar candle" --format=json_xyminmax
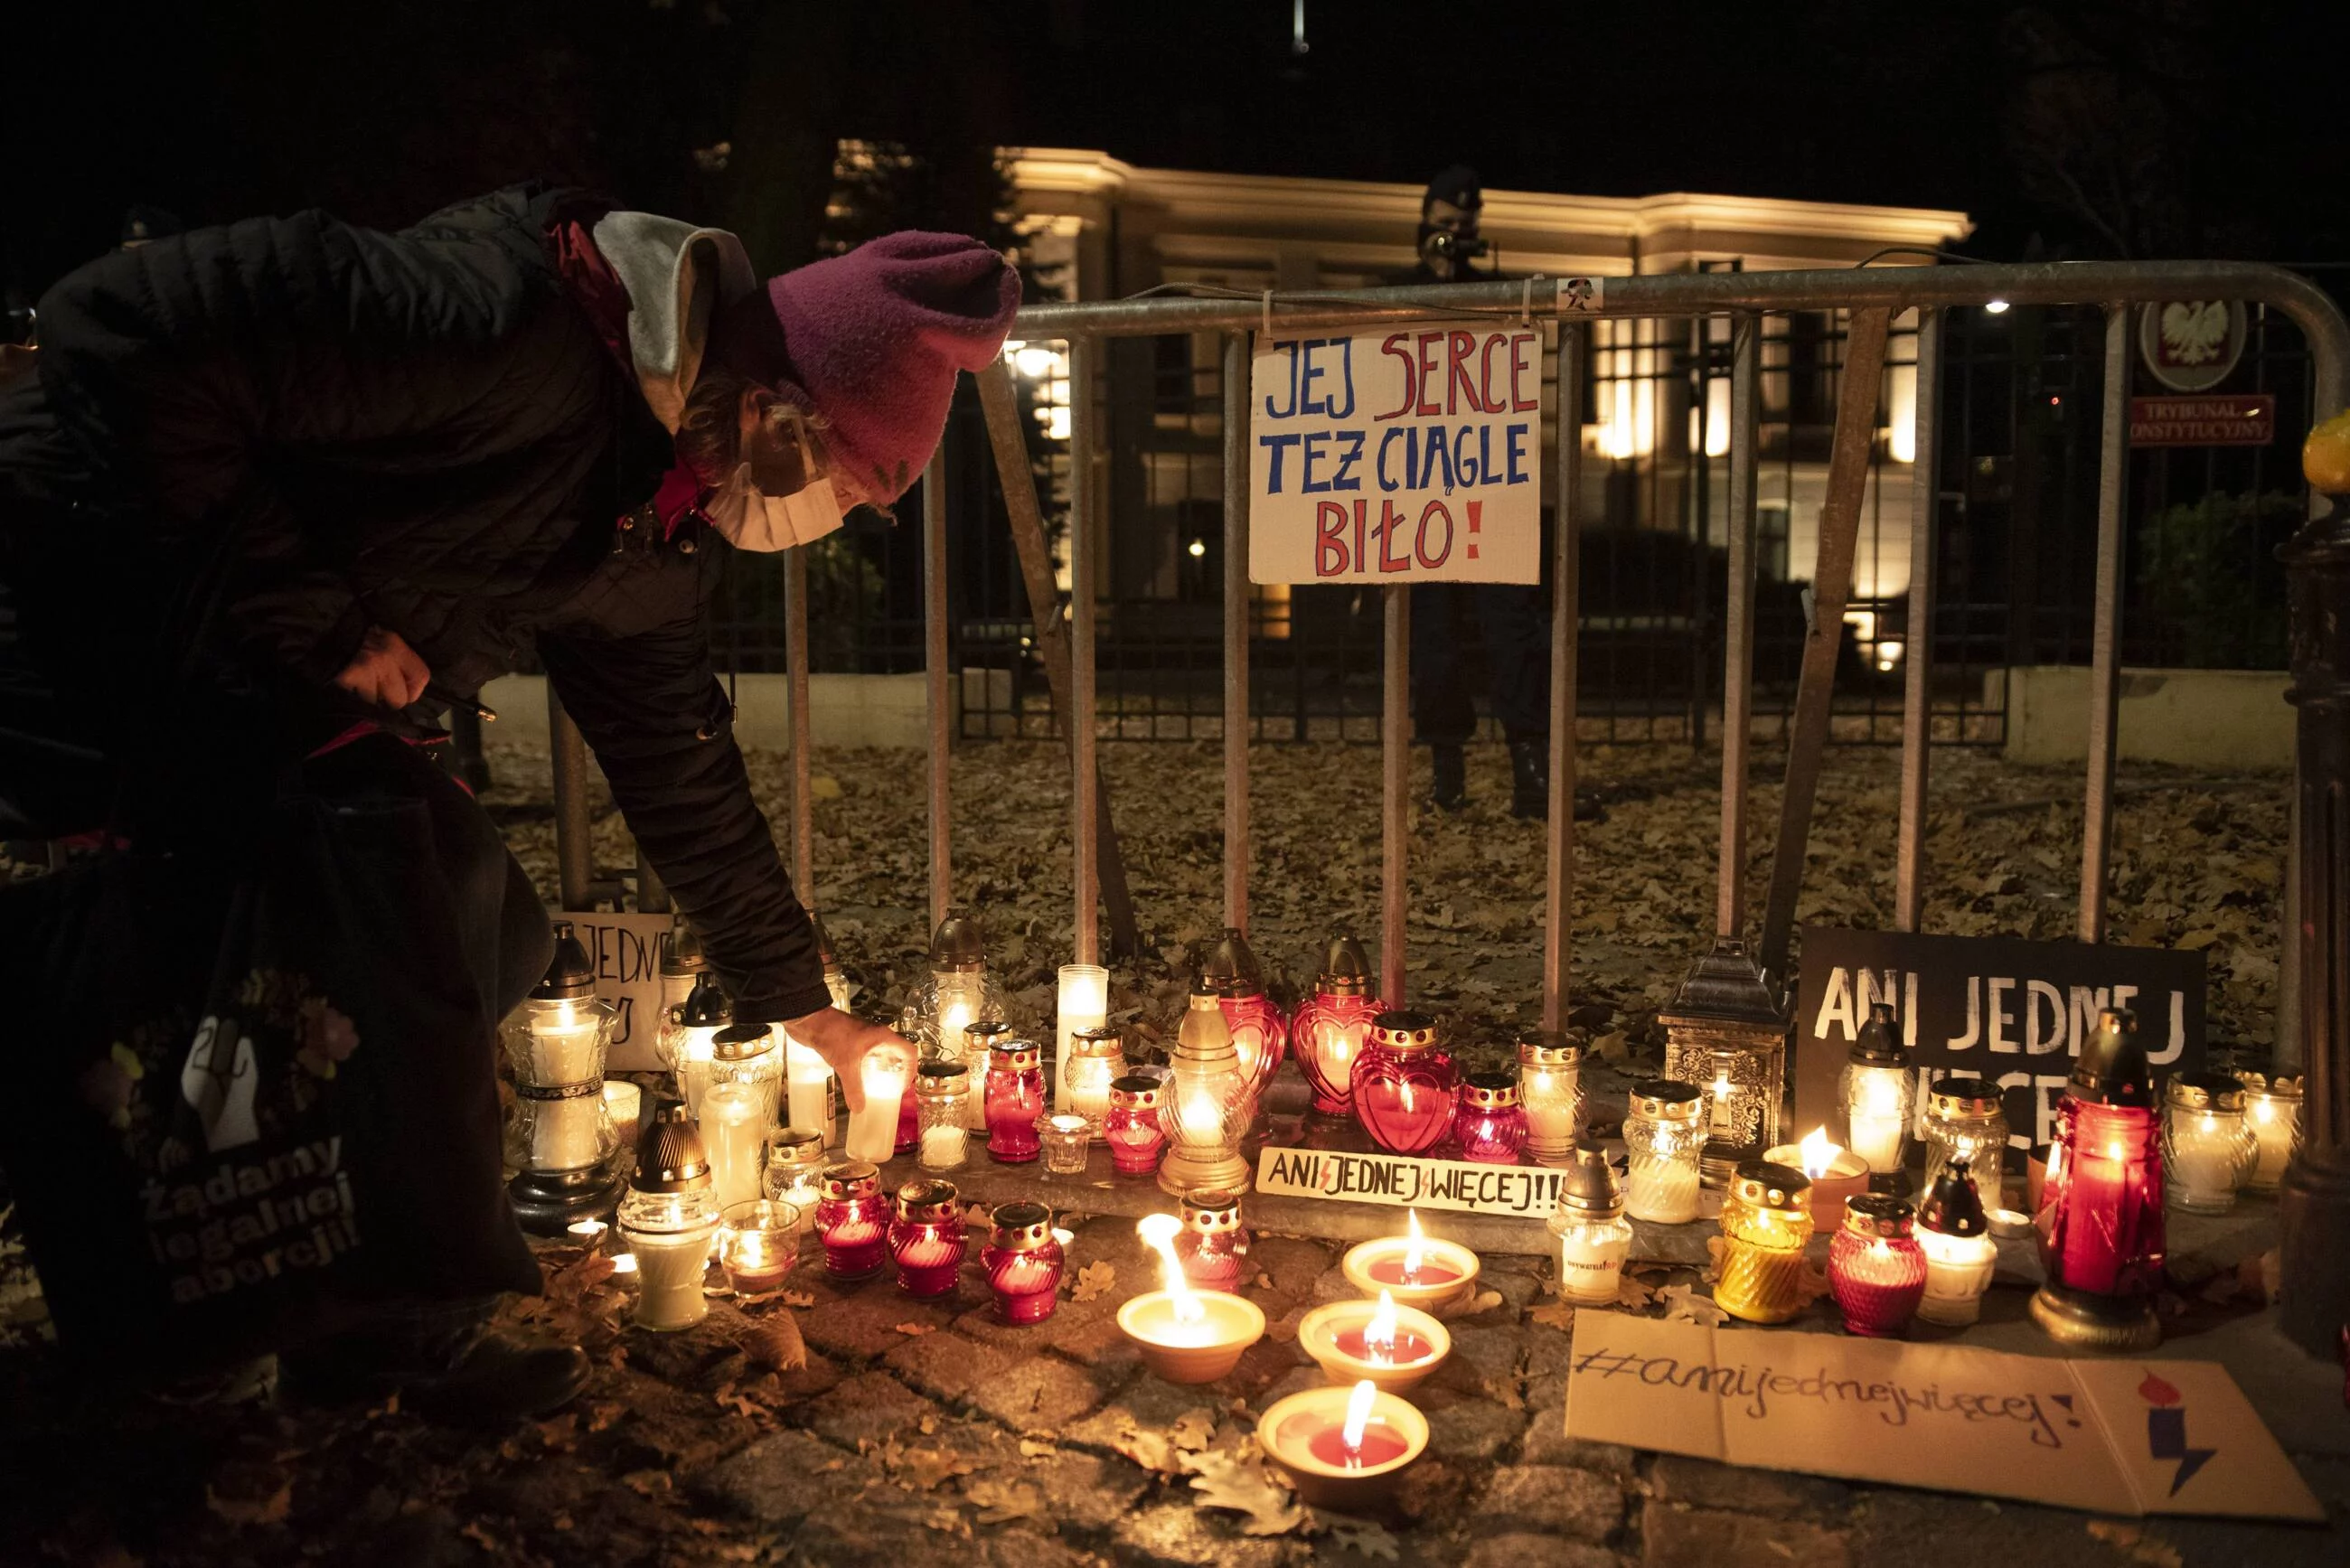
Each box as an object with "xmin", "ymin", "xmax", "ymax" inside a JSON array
[
  {"xmin": 603, "ymin": 1081, "xmax": 642, "ymax": 1154},
  {"xmin": 677, "ymin": 1028, "xmax": 718, "ymax": 1122},
  {"xmin": 527, "ymin": 1014, "xmax": 606, "ymax": 1169},
  {"xmin": 1520, "ymin": 1065, "xmax": 1581, "ymax": 1148},
  {"xmin": 921, "ymin": 1123, "xmax": 968, "ymax": 1170},
  {"xmin": 1055, "ymin": 963, "xmax": 1110, "ymax": 1113},
  {"xmin": 2245, "ymin": 1091, "xmax": 2298, "ymax": 1190},
  {"xmin": 1916, "ymin": 1228, "xmax": 1998, "ymax": 1325},
  {"xmin": 1623, "ymin": 1156, "xmax": 1701, "ymax": 1225},
  {"xmin": 702, "ymin": 1083, "xmax": 769, "ymax": 1208},
  {"xmin": 1845, "ymin": 1065, "xmax": 1910, "ymax": 1173},
  {"xmin": 783, "ymin": 1035, "xmax": 834, "ymax": 1144},
  {"xmin": 629, "ymin": 1226, "xmax": 714, "ymax": 1330},
  {"xmin": 2168, "ymin": 1113, "xmax": 2242, "ymax": 1213},
  {"xmin": 844, "ymin": 1049, "xmax": 912, "ymax": 1163}
]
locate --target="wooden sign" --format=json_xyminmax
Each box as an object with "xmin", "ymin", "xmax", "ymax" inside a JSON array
[
  {"xmin": 1565, "ymin": 1312, "xmax": 2321, "ymax": 1521},
  {"xmin": 560, "ymin": 910, "xmax": 676, "ymax": 1072},
  {"xmin": 1255, "ymin": 1145, "xmax": 1564, "ymax": 1218},
  {"xmin": 1248, "ymin": 322, "xmax": 1543, "ymax": 585},
  {"xmin": 1791, "ymin": 927, "xmax": 2206, "ymax": 1169}
]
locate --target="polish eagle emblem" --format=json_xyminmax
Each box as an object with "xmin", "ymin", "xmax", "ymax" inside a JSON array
[{"xmin": 2158, "ymin": 302, "xmax": 2231, "ymax": 366}]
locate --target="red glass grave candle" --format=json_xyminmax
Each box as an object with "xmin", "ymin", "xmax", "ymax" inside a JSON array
[
  {"xmin": 895, "ymin": 1072, "xmax": 923, "ymax": 1156},
  {"xmin": 888, "ymin": 1178, "xmax": 968, "ymax": 1299},
  {"xmin": 2033, "ymin": 1008, "xmax": 2166, "ymax": 1351},
  {"xmin": 981, "ymin": 1200, "xmax": 1064, "ymax": 1323},
  {"xmin": 1291, "ymin": 934, "xmax": 1382, "ymax": 1115},
  {"xmin": 1176, "ymin": 1187, "xmax": 1250, "ymax": 1293},
  {"xmin": 1827, "ymin": 1194, "xmax": 1928, "ymax": 1338},
  {"xmin": 1198, "ymin": 929, "xmax": 1288, "ymax": 1103},
  {"xmin": 984, "ymin": 1039, "xmax": 1045, "ymax": 1163},
  {"xmin": 1350, "ymin": 1011, "xmax": 1457, "ymax": 1156},
  {"xmin": 813, "ymin": 1160, "xmax": 889, "ymax": 1281},
  {"xmin": 1452, "ymin": 1073, "xmax": 1528, "ymax": 1164},
  {"xmin": 1104, "ymin": 1075, "xmax": 1168, "ymax": 1176}
]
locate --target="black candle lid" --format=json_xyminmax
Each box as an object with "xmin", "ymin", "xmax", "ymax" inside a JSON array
[
  {"xmin": 2069, "ymin": 1007, "xmax": 2154, "ymax": 1107},
  {"xmin": 677, "ymin": 970, "xmax": 733, "ymax": 1028},
  {"xmin": 1918, "ymin": 1157, "xmax": 1988, "ymax": 1238},
  {"xmin": 633, "ymin": 1098, "xmax": 710, "ymax": 1191},
  {"xmin": 928, "ymin": 913, "xmax": 987, "ymax": 972},
  {"xmin": 531, "ymin": 921, "xmax": 597, "ymax": 1001},
  {"xmin": 1849, "ymin": 1002, "xmax": 1908, "ymax": 1067}
]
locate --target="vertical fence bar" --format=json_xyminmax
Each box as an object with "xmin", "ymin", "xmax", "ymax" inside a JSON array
[
  {"xmin": 1542, "ymin": 324, "xmax": 1585, "ymax": 1032},
  {"xmin": 1894, "ymin": 309, "xmax": 1942, "ymax": 933},
  {"xmin": 786, "ymin": 545, "xmax": 815, "ymax": 899},
  {"xmin": 1223, "ymin": 332, "xmax": 1250, "ymax": 934},
  {"xmin": 1381, "ymin": 585, "xmax": 1410, "ymax": 1004},
  {"xmin": 2077, "ymin": 305, "xmax": 2129, "ymax": 945},
  {"xmin": 550, "ymin": 686, "xmax": 593, "ymax": 912},
  {"xmin": 1716, "ymin": 315, "xmax": 1762, "ymax": 941},
  {"xmin": 1071, "ymin": 336, "xmax": 1101, "ymax": 964},
  {"xmin": 925, "ymin": 447, "xmax": 951, "ymax": 933}
]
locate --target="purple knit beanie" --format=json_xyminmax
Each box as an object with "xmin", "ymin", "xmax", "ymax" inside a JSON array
[{"xmin": 710, "ymin": 232, "xmax": 1020, "ymax": 504}]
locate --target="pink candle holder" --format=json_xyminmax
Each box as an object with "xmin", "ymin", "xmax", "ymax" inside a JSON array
[
  {"xmin": 1452, "ymin": 1073, "xmax": 1528, "ymax": 1164},
  {"xmin": 895, "ymin": 1073, "xmax": 923, "ymax": 1156},
  {"xmin": 1105, "ymin": 1075, "xmax": 1168, "ymax": 1176},
  {"xmin": 1198, "ymin": 929, "xmax": 1288, "ymax": 1103},
  {"xmin": 1828, "ymin": 1194, "xmax": 1929, "ymax": 1338},
  {"xmin": 984, "ymin": 1040, "xmax": 1045, "ymax": 1163},
  {"xmin": 1291, "ymin": 935, "xmax": 1382, "ymax": 1115},
  {"xmin": 813, "ymin": 1160, "xmax": 889, "ymax": 1281},
  {"xmin": 981, "ymin": 1200, "xmax": 1065, "ymax": 1323},
  {"xmin": 888, "ymin": 1178, "xmax": 968, "ymax": 1299},
  {"xmin": 1350, "ymin": 1011, "xmax": 1457, "ymax": 1156},
  {"xmin": 1176, "ymin": 1187, "xmax": 1250, "ymax": 1293}
]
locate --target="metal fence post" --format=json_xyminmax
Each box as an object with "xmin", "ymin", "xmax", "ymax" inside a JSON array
[
  {"xmin": 786, "ymin": 544, "xmax": 814, "ymax": 898},
  {"xmin": 1541, "ymin": 323, "xmax": 1585, "ymax": 1032},
  {"xmin": 1070, "ymin": 334, "xmax": 1100, "ymax": 964},
  {"xmin": 1716, "ymin": 315, "xmax": 1762, "ymax": 944},
  {"xmin": 1894, "ymin": 309, "xmax": 1942, "ymax": 933},
  {"xmin": 2077, "ymin": 305, "xmax": 2129, "ymax": 944},
  {"xmin": 549, "ymin": 685, "xmax": 593, "ymax": 912},
  {"xmin": 1381, "ymin": 584, "xmax": 1410, "ymax": 1004},
  {"xmin": 925, "ymin": 447, "xmax": 951, "ymax": 933},
  {"xmin": 1223, "ymin": 332, "xmax": 1251, "ymax": 934}
]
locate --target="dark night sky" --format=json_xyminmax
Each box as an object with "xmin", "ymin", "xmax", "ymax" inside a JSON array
[{"xmin": 4, "ymin": 0, "xmax": 2339, "ymax": 303}]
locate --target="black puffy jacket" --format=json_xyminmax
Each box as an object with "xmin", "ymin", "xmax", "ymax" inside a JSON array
[{"xmin": 0, "ymin": 186, "xmax": 830, "ymax": 1022}]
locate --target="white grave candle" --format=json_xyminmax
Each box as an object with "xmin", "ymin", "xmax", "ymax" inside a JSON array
[
  {"xmin": 1622, "ymin": 1154, "xmax": 1702, "ymax": 1225},
  {"xmin": 629, "ymin": 1226, "xmax": 713, "ymax": 1330},
  {"xmin": 784, "ymin": 1035, "xmax": 834, "ymax": 1144},
  {"xmin": 1055, "ymin": 963, "xmax": 1110, "ymax": 1113},
  {"xmin": 603, "ymin": 1081, "xmax": 642, "ymax": 1154},
  {"xmin": 702, "ymin": 1083, "xmax": 768, "ymax": 1207},
  {"xmin": 844, "ymin": 1049, "xmax": 912, "ymax": 1164},
  {"xmin": 528, "ymin": 1009, "xmax": 606, "ymax": 1169}
]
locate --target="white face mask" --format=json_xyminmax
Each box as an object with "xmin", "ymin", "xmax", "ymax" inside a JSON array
[{"xmin": 700, "ymin": 463, "xmax": 846, "ymax": 552}]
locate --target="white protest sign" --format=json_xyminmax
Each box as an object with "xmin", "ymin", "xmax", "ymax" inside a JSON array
[
  {"xmin": 1255, "ymin": 1145, "xmax": 1564, "ymax": 1219},
  {"xmin": 1564, "ymin": 1313, "xmax": 2322, "ymax": 1522},
  {"xmin": 559, "ymin": 910, "xmax": 675, "ymax": 1072},
  {"xmin": 1248, "ymin": 322, "xmax": 1543, "ymax": 585}
]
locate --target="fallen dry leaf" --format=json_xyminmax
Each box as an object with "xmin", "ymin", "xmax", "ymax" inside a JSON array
[
  {"xmin": 458, "ymin": 1521, "xmax": 498, "ymax": 1554},
  {"xmin": 1430, "ymin": 1287, "xmax": 1505, "ymax": 1321},
  {"xmin": 203, "ymin": 1466, "xmax": 291, "ymax": 1528},
  {"xmin": 1528, "ymin": 1296, "xmax": 1576, "ymax": 1332},
  {"xmin": 894, "ymin": 1446, "xmax": 976, "ymax": 1490},
  {"xmin": 2086, "ymin": 1519, "xmax": 2186, "ymax": 1568},
  {"xmin": 740, "ymin": 1314, "xmax": 808, "ymax": 1372},
  {"xmin": 1615, "ymin": 1274, "xmax": 1657, "ymax": 1310},
  {"xmin": 1703, "ymin": 1235, "xmax": 1725, "ymax": 1283},
  {"xmin": 1170, "ymin": 1409, "xmax": 1217, "ymax": 1451},
  {"xmin": 1183, "ymin": 1449, "xmax": 1307, "ymax": 1536},
  {"xmin": 1113, "ymin": 1427, "xmax": 1179, "ymax": 1475},
  {"xmin": 1660, "ymin": 1283, "xmax": 1731, "ymax": 1328},
  {"xmin": 1315, "ymin": 1512, "xmax": 1401, "ymax": 1559},
  {"xmin": 894, "ymin": 1321, "xmax": 939, "ymax": 1337},
  {"xmin": 1253, "ymin": 1272, "xmax": 1275, "ymax": 1291},
  {"xmin": 966, "ymin": 1477, "xmax": 1051, "ymax": 1526},
  {"xmin": 1018, "ymin": 1439, "xmax": 1057, "ymax": 1459},
  {"xmin": 1070, "ymin": 1262, "xmax": 1117, "ymax": 1302}
]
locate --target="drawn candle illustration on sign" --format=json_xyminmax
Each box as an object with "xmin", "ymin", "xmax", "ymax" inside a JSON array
[{"xmin": 1249, "ymin": 324, "xmax": 1545, "ymax": 585}]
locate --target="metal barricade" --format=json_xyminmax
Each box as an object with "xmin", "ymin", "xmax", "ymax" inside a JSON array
[{"xmin": 551, "ymin": 259, "xmax": 2350, "ymax": 1357}]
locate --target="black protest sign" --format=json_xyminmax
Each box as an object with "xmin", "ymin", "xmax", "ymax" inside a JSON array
[{"xmin": 1791, "ymin": 926, "xmax": 2207, "ymax": 1169}]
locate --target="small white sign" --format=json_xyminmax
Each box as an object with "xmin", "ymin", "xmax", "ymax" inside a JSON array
[
  {"xmin": 1247, "ymin": 321, "xmax": 1544, "ymax": 586},
  {"xmin": 560, "ymin": 910, "xmax": 676, "ymax": 1071},
  {"xmin": 1255, "ymin": 1145, "xmax": 1564, "ymax": 1218}
]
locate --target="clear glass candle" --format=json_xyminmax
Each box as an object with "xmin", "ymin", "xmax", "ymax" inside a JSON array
[
  {"xmin": 985, "ymin": 1040, "xmax": 1046, "ymax": 1163},
  {"xmin": 1159, "ymin": 991, "xmax": 1254, "ymax": 1196},
  {"xmin": 717, "ymin": 1198, "xmax": 803, "ymax": 1295},
  {"xmin": 1065, "ymin": 1025, "xmax": 1123, "ymax": 1134},
  {"xmin": 1622, "ymin": 1079, "xmax": 1706, "ymax": 1225},
  {"xmin": 1921, "ymin": 1075, "xmax": 2009, "ymax": 1194},
  {"xmin": 2236, "ymin": 1069, "xmax": 2303, "ymax": 1192},
  {"xmin": 2163, "ymin": 1073, "xmax": 2258, "ymax": 1215},
  {"xmin": 1838, "ymin": 1003, "xmax": 1913, "ymax": 1176},
  {"xmin": 1715, "ymin": 1160, "xmax": 1815, "ymax": 1324},
  {"xmin": 1105, "ymin": 1075, "xmax": 1168, "ymax": 1177},
  {"xmin": 1292, "ymin": 935, "xmax": 1381, "ymax": 1115},
  {"xmin": 1828, "ymin": 1194, "xmax": 1928, "ymax": 1338},
  {"xmin": 982, "ymin": 1200, "xmax": 1065, "ymax": 1323},
  {"xmin": 1547, "ymin": 1142, "xmax": 1632, "ymax": 1306},
  {"xmin": 659, "ymin": 970, "xmax": 732, "ymax": 1122},
  {"xmin": 1351, "ymin": 1011, "xmax": 1458, "ymax": 1157},
  {"xmin": 841, "ymin": 1040, "xmax": 913, "ymax": 1164},
  {"xmin": 1040, "ymin": 1113, "xmax": 1091, "ymax": 1177},
  {"xmin": 760, "ymin": 1127, "xmax": 827, "ymax": 1222},
  {"xmin": 700, "ymin": 1080, "xmax": 770, "ymax": 1209},
  {"xmin": 916, "ymin": 1061, "xmax": 972, "ymax": 1172},
  {"xmin": 813, "ymin": 1160, "xmax": 889, "ymax": 1280},
  {"xmin": 1915, "ymin": 1157, "xmax": 1997, "ymax": 1327},
  {"xmin": 780, "ymin": 1030, "xmax": 834, "ymax": 1147},
  {"xmin": 618, "ymin": 1099, "xmax": 719, "ymax": 1331},
  {"xmin": 888, "ymin": 1178, "xmax": 968, "ymax": 1299},
  {"xmin": 1452, "ymin": 1072, "xmax": 1528, "ymax": 1165},
  {"xmin": 1177, "ymin": 1187, "xmax": 1250, "ymax": 1294},
  {"xmin": 707, "ymin": 1022, "xmax": 784, "ymax": 1131},
  {"xmin": 958, "ymin": 1019, "xmax": 1014, "ymax": 1132},
  {"xmin": 505, "ymin": 991, "xmax": 618, "ymax": 1176},
  {"xmin": 1054, "ymin": 963, "xmax": 1110, "ymax": 1114},
  {"xmin": 1517, "ymin": 1030, "xmax": 1584, "ymax": 1167}
]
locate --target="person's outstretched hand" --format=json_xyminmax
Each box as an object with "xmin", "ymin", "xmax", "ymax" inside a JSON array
[
  {"xmin": 335, "ymin": 625, "xmax": 431, "ymax": 709},
  {"xmin": 783, "ymin": 1007, "xmax": 908, "ymax": 1113}
]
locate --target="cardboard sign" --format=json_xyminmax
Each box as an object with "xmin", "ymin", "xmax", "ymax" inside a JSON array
[
  {"xmin": 1565, "ymin": 1312, "xmax": 2321, "ymax": 1521},
  {"xmin": 1792, "ymin": 927, "xmax": 2205, "ymax": 1169},
  {"xmin": 1248, "ymin": 322, "xmax": 1543, "ymax": 586},
  {"xmin": 1255, "ymin": 1145, "xmax": 1564, "ymax": 1218},
  {"xmin": 559, "ymin": 910, "xmax": 676, "ymax": 1072},
  {"xmin": 2130, "ymin": 394, "xmax": 2275, "ymax": 447}
]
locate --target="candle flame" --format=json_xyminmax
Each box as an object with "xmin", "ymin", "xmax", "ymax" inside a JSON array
[
  {"xmin": 1341, "ymin": 1379, "xmax": 1377, "ymax": 1451},
  {"xmin": 553, "ymin": 999, "xmax": 578, "ymax": 1030},
  {"xmin": 1402, "ymin": 1209, "xmax": 1426, "ymax": 1281},
  {"xmin": 610, "ymin": 1253, "xmax": 639, "ymax": 1275},
  {"xmin": 1363, "ymin": 1291, "xmax": 1399, "ymax": 1364},
  {"xmin": 1138, "ymin": 1213, "xmax": 1204, "ymax": 1324},
  {"xmin": 1797, "ymin": 1126, "xmax": 1839, "ymax": 1179},
  {"xmin": 567, "ymin": 1218, "xmax": 608, "ymax": 1238}
]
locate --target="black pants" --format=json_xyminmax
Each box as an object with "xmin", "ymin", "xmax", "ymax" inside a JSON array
[{"xmin": 1410, "ymin": 581, "xmax": 1550, "ymax": 745}]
